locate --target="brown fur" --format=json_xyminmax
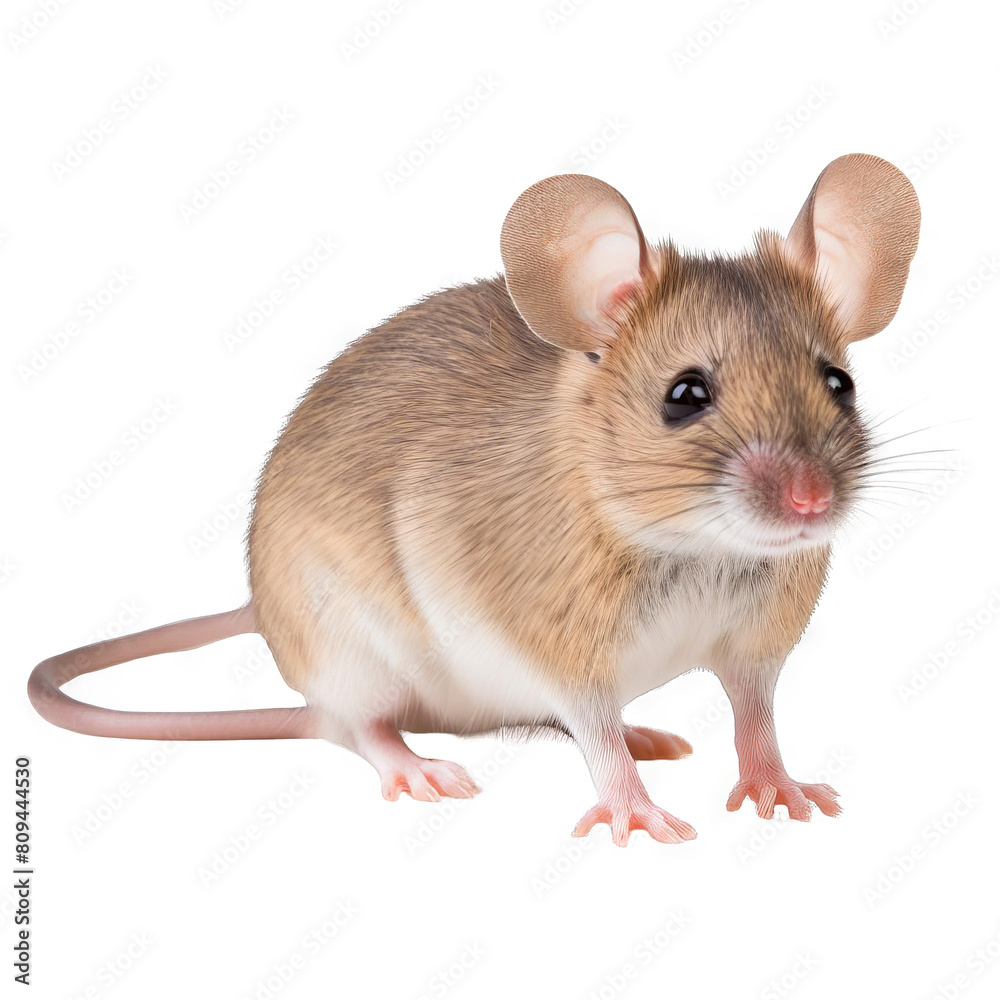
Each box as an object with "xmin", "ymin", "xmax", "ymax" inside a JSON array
[{"xmin": 248, "ymin": 232, "xmax": 860, "ymax": 703}]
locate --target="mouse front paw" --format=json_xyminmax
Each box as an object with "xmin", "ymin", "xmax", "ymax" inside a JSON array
[
  {"xmin": 726, "ymin": 769, "xmax": 840, "ymax": 821},
  {"xmin": 572, "ymin": 794, "xmax": 697, "ymax": 847}
]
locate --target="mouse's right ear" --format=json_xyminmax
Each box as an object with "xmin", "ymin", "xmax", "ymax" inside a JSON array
[
  {"xmin": 783, "ymin": 153, "xmax": 920, "ymax": 342},
  {"xmin": 500, "ymin": 174, "xmax": 651, "ymax": 354}
]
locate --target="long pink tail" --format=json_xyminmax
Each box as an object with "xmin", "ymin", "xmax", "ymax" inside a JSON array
[{"xmin": 27, "ymin": 604, "xmax": 316, "ymax": 741}]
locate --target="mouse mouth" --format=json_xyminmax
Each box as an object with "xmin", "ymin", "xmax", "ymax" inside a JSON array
[
  {"xmin": 737, "ymin": 517, "xmax": 835, "ymax": 551},
  {"xmin": 693, "ymin": 502, "xmax": 841, "ymax": 559}
]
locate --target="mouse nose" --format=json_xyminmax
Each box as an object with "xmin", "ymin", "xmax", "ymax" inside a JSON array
[{"xmin": 787, "ymin": 469, "xmax": 833, "ymax": 516}]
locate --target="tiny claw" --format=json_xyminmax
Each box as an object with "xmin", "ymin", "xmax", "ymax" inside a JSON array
[
  {"xmin": 573, "ymin": 799, "xmax": 697, "ymax": 846},
  {"xmin": 380, "ymin": 759, "xmax": 481, "ymax": 803},
  {"xmin": 727, "ymin": 773, "xmax": 841, "ymax": 822},
  {"xmin": 572, "ymin": 804, "xmax": 611, "ymax": 839}
]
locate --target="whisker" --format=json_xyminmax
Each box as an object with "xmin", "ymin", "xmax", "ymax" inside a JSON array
[
  {"xmin": 867, "ymin": 417, "xmax": 968, "ymax": 451},
  {"xmin": 864, "ymin": 448, "xmax": 959, "ymax": 464},
  {"xmin": 846, "ymin": 449, "xmax": 964, "ymax": 471},
  {"xmin": 852, "ymin": 495, "xmax": 904, "ymax": 511},
  {"xmin": 855, "ymin": 484, "xmax": 934, "ymax": 496},
  {"xmin": 862, "ymin": 398, "xmax": 929, "ymax": 433},
  {"xmin": 595, "ymin": 458, "xmax": 723, "ymax": 475},
  {"xmin": 855, "ymin": 478, "xmax": 941, "ymax": 490},
  {"xmin": 855, "ymin": 466, "xmax": 963, "ymax": 477},
  {"xmin": 597, "ymin": 482, "xmax": 726, "ymax": 503},
  {"xmin": 695, "ymin": 441, "xmax": 737, "ymax": 465},
  {"xmin": 642, "ymin": 498, "xmax": 724, "ymax": 529},
  {"xmin": 845, "ymin": 505, "xmax": 881, "ymax": 526},
  {"xmin": 713, "ymin": 413, "xmax": 752, "ymax": 453}
]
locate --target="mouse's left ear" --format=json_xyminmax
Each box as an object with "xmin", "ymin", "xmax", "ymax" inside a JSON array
[
  {"xmin": 501, "ymin": 174, "xmax": 652, "ymax": 354},
  {"xmin": 783, "ymin": 153, "xmax": 920, "ymax": 342}
]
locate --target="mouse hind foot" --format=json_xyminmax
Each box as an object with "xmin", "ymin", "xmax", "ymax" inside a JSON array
[
  {"xmin": 351, "ymin": 718, "xmax": 481, "ymax": 802},
  {"xmin": 623, "ymin": 725, "xmax": 693, "ymax": 761}
]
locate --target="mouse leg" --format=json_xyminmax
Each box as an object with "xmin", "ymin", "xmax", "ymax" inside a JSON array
[
  {"xmin": 718, "ymin": 666, "xmax": 840, "ymax": 821},
  {"xmin": 350, "ymin": 718, "xmax": 481, "ymax": 803},
  {"xmin": 623, "ymin": 725, "xmax": 693, "ymax": 761},
  {"xmin": 561, "ymin": 699, "xmax": 697, "ymax": 846}
]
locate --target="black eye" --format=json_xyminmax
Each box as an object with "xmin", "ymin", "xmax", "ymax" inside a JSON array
[
  {"xmin": 663, "ymin": 372, "xmax": 713, "ymax": 422},
  {"xmin": 824, "ymin": 365, "xmax": 855, "ymax": 407}
]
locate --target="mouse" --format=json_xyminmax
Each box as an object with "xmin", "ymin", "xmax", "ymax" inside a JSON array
[{"xmin": 29, "ymin": 153, "xmax": 920, "ymax": 846}]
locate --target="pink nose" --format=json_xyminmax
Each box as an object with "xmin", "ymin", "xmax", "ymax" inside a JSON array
[{"xmin": 788, "ymin": 472, "xmax": 832, "ymax": 515}]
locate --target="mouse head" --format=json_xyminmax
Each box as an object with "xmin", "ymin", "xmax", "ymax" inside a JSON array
[{"xmin": 501, "ymin": 155, "xmax": 920, "ymax": 557}]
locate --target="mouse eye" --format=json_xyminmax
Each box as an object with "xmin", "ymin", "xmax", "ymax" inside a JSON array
[
  {"xmin": 663, "ymin": 373, "xmax": 713, "ymax": 422},
  {"xmin": 823, "ymin": 365, "xmax": 855, "ymax": 407}
]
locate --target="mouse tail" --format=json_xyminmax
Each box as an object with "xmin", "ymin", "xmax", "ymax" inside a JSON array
[{"xmin": 27, "ymin": 604, "xmax": 316, "ymax": 741}]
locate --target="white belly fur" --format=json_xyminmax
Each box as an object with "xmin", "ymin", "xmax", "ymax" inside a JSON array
[
  {"xmin": 616, "ymin": 602, "xmax": 712, "ymax": 705},
  {"xmin": 413, "ymin": 606, "xmax": 712, "ymax": 731},
  {"xmin": 394, "ymin": 567, "xmax": 716, "ymax": 731}
]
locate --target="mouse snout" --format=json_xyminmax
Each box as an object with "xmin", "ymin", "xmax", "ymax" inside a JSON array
[
  {"xmin": 787, "ymin": 466, "xmax": 833, "ymax": 516},
  {"xmin": 726, "ymin": 445, "xmax": 839, "ymax": 543}
]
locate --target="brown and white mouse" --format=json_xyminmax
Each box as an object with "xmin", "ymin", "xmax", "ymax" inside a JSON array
[{"xmin": 29, "ymin": 153, "xmax": 920, "ymax": 846}]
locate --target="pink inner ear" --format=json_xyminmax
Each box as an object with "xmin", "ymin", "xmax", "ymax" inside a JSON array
[
  {"xmin": 808, "ymin": 224, "xmax": 867, "ymax": 335},
  {"xmin": 601, "ymin": 278, "xmax": 641, "ymax": 315},
  {"xmin": 571, "ymin": 228, "xmax": 642, "ymax": 339}
]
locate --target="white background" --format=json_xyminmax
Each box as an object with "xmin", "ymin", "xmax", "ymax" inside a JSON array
[{"xmin": 4, "ymin": 0, "xmax": 1000, "ymax": 997}]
